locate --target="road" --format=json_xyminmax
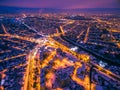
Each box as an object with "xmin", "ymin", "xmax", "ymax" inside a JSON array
[
  {"xmin": 1, "ymin": 24, "xmax": 120, "ymax": 90},
  {"xmin": 57, "ymin": 26, "xmax": 120, "ymax": 80},
  {"xmin": 61, "ymin": 35, "xmax": 120, "ymax": 66},
  {"xmin": 0, "ymin": 53, "xmax": 26, "ymax": 62},
  {"xmin": 23, "ymin": 46, "xmax": 40, "ymax": 90},
  {"xmin": 84, "ymin": 27, "xmax": 90, "ymax": 43}
]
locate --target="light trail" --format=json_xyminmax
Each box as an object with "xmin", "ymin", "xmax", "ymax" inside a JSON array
[
  {"xmin": 87, "ymin": 42, "xmax": 114, "ymax": 48},
  {"xmin": 35, "ymin": 49, "xmax": 41, "ymax": 90},
  {"xmin": 84, "ymin": 27, "xmax": 90, "ymax": 43},
  {"xmin": 50, "ymin": 33, "xmax": 62, "ymax": 37},
  {"xmin": 66, "ymin": 24, "xmax": 78, "ymax": 32},
  {"xmin": 91, "ymin": 62, "xmax": 120, "ymax": 83},
  {"xmin": 109, "ymin": 29, "xmax": 120, "ymax": 33},
  {"xmin": 23, "ymin": 46, "xmax": 39, "ymax": 90},
  {"xmin": 11, "ymin": 46, "xmax": 23, "ymax": 50},
  {"xmin": 1, "ymin": 24, "xmax": 9, "ymax": 34},
  {"xmin": 77, "ymin": 30, "xmax": 85, "ymax": 42},
  {"xmin": 0, "ymin": 50, "xmax": 11, "ymax": 54},
  {"xmin": 64, "ymin": 22, "xmax": 82, "ymax": 33},
  {"xmin": 22, "ymin": 22, "xmax": 44, "ymax": 36},
  {"xmin": 77, "ymin": 30, "xmax": 85, "ymax": 39},
  {"xmin": 24, "ymin": 46, "xmax": 41, "ymax": 90},
  {"xmin": 3, "ymin": 38, "xmax": 24, "ymax": 44},
  {"xmin": 0, "ymin": 54, "xmax": 26, "ymax": 62},
  {"xmin": 0, "ymin": 34, "xmax": 39, "ymax": 43},
  {"xmin": 41, "ymin": 51, "xmax": 56, "ymax": 68},
  {"xmin": 62, "ymin": 20, "xmax": 75, "ymax": 28}
]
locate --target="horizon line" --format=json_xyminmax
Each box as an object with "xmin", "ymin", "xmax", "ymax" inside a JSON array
[{"xmin": 0, "ymin": 5, "xmax": 120, "ymax": 10}]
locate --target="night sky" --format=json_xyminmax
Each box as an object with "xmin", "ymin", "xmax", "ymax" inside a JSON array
[{"xmin": 0, "ymin": 0, "xmax": 120, "ymax": 9}]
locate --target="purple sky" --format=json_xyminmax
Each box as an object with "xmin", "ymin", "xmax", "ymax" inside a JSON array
[{"xmin": 0, "ymin": 0, "xmax": 120, "ymax": 9}]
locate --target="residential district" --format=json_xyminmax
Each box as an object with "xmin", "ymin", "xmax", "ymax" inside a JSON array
[{"xmin": 0, "ymin": 13, "xmax": 120, "ymax": 90}]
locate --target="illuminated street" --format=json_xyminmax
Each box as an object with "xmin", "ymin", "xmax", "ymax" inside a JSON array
[{"xmin": 0, "ymin": 13, "xmax": 120, "ymax": 90}]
